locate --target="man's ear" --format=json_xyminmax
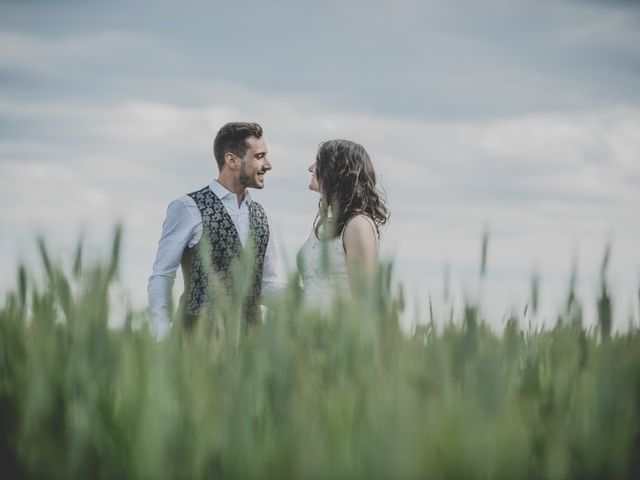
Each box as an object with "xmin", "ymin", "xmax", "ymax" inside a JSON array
[{"xmin": 224, "ymin": 152, "xmax": 237, "ymax": 170}]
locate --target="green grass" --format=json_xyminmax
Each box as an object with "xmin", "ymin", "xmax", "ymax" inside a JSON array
[{"xmin": 1, "ymin": 229, "xmax": 639, "ymax": 479}]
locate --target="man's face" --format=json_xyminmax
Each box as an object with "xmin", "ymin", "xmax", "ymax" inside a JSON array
[{"xmin": 238, "ymin": 136, "xmax": 271, "ymax": 189}]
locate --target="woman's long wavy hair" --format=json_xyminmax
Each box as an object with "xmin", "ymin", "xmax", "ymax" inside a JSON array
[{"xmin": 313, "ymin": 139, "xmax": 389, "ymax": 239}]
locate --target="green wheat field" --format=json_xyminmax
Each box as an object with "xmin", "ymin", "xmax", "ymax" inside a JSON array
[{"xmin": 1, "ymin": 228, "xmax": 639, "ymax": 479}]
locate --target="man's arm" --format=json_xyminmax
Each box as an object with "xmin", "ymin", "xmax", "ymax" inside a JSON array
[
  {"xmin": 147, "ymin": 198, "xmax": 201, "ymax": 341},
  {"xmin": 260, "ymin": 221, "xmax": 286, "ymax": 301}
]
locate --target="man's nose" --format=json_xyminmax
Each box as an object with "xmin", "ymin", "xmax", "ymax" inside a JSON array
[{"xmin": 263, "ymin": 157, "xmax": 272, "ymax": 170}]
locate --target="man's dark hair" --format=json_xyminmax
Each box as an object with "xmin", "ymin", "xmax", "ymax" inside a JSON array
[{"xmin": 213, "ymin": 122, "xmax": 263, "ymax": 170}]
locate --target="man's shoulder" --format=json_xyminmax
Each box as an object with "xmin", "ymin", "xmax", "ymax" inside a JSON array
[
  {"xmin": 169, "ymin": 193, "xmax": 197, "ymax": 208},
  {"xmin": 185, "ymin": 185, "xmax": 213, "ymax": 200},
  {"xmin": 166, "ymin": 193, "xmax": 200, "ymax": 220}
]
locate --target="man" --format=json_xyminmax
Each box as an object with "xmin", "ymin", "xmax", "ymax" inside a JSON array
[{"xmin": 148, "ymin": 122, "xmax": 283, "ymax": 341}]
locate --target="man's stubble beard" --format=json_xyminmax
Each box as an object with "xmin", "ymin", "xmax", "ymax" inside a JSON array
[{"xmin": 239, "ymin": 161, "xmax": 262, "ymax": 189}]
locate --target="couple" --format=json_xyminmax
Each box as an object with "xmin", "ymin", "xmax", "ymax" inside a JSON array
[{"xmin": 148, "ymin": 122, "xmax": 389, "ymax": 341}]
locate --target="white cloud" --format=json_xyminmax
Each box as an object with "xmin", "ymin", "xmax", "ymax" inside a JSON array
[{"xmin": 1, "ymin": 88, "xmax": 638, "ymax": 331}]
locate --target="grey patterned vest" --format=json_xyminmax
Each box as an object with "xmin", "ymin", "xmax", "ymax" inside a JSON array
[{"xmin": 180, "ymin": 186, "xmax": 270, "ymax": 325}]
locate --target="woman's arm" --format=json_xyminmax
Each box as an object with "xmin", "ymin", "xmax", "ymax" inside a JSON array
[{"xmin": 342, "ymin": 215, "xmax": 378, "ymax": 295}]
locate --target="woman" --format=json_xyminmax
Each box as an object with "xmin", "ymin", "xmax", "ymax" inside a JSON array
[{"xmin": 297, "ymin": 139, "xmax": 389, "ymax": 305}]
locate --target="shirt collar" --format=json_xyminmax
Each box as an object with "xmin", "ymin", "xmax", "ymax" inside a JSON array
[{"xmin": 209, "ymin": 179, "xmax": 252, "ymax": 205}]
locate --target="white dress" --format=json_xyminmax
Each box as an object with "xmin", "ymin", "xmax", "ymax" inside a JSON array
[
  {"xmin": 296, "ymin": 228, "xmax": 349, "ymax": 309},
  {"xmin": 296, "ymin": 216, "xmax": 378, "ymax": 309}
]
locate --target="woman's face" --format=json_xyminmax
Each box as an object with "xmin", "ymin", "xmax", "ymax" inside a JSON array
[{"xmin": 308, "ymin": 161, "xmax": 320, "ymax": 192}]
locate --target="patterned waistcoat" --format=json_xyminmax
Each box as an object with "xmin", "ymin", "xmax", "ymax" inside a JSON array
[{"xmin": 180, "ymin": 186, "xmax": 270, "ymax": 324}]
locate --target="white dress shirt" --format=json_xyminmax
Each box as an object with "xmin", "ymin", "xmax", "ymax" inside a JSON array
[{"xmin": 148, "ymin": 180, "xmax": 284, "ymax": 340}]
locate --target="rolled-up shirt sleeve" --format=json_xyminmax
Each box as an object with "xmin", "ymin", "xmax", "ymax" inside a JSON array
[{"xmin": 147, "ymin": 198, "xmax": 200, "ymax": 339}]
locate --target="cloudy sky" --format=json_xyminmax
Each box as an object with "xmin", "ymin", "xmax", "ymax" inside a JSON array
[{"xmin": 1, "ymin": 0, "xmax": 639, "ymax": 330}]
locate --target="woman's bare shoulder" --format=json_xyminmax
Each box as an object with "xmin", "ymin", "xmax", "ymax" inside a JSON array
[
  {"xmin": 345, "ymin": 214, "xmax": 376, "ymax": 232},
  {"xmin": 342, "ymin": 214, "xmax": 378, "ymax": 251}
]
